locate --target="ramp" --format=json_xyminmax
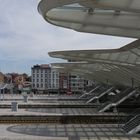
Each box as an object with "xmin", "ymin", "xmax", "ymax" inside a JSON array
[
  {"xmin": 123, "ymin": 115, "xmax": 140, "ymax": 134},
  {"xmin": 86, "ymin": 86, "xmax": 114, "ymax": 104},
  {"xmin": 99, "ymin": 88, "xmax": 137, "ymax": 112}
]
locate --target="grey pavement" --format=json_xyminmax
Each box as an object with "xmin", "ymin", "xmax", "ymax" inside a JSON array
[
  {"xmin": 0, "ymin": 94, "xmax": 86, "ymax": 105},
  {"xmin": 26, "ymin": 108, "xmax": 117, "ymax": 116},
  {"xmin": 0, "ymin": 94, "xmax": 135, "ymax": 140},
  {"xmin": 0, "ymin": 107, "xmax": 118, "ymax": 116},
  {"xmin": 0, "ymin": 124, "xmax": 139, "ymax": 140},
  {"xmin": 0, "ymin": 94, "xmax": 80, "ymax": 100}
]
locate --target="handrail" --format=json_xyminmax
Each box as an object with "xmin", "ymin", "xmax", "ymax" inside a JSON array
[
  {"xmin": 99, "ymin": 88, "xmax": 137, "ymax": 112},
  {"xmin": 86, "ymin": 86, "xmax": 114, "ymax": 104},
  {"xmin": 123, "ymin": 115, "xmax": 140, "ymax": 133}
]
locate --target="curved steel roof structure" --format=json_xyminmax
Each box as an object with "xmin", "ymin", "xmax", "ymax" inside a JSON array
[
  {"xmin": 38, "ymin": 1, "xmax": 140, "ymax": 87},
  {"xmin": 38, "ymin": 0, "xmax": 140, "ymax": 38},
  {"xmin": 49, "ymin": 39, "xmax": 140, "ymax": 66},
  {"xmin": 51, "ymin": 62, "xmax": 139, "ymax": 87},
  {"xmin": 49, "ymin": 39, "xmax": 140, "ymax": 87}
]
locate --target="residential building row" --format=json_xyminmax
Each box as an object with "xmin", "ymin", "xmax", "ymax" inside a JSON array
[
  {"xmin": 0, "ymin": 64, "xmax": 93, "ymax": 94},
  {"xmin": 0, "ymin": 72, "xmax": 31, "ymax": 94},
  {"xmin": 31, "ymin": 64, "xmax": 92, "ymax": 94}
]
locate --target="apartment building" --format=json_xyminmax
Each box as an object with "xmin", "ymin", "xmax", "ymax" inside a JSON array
[
  {"xmin": 59, "ymin": 73, "xmax": 86, "ymax": 94},
  {"xmin": 69, "ymin": 75, "xmax": 85, "ymax": 93},
  {"xmin": 31, "ymin": 64, "xmax": 59, "ymax": 93},
  {"xmin": 31, "ymin": 64, "xmax": 91, "ymax": 94}
]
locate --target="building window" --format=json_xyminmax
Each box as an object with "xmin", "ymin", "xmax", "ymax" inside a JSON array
[
  {"xmin": 37, "ymin": 84, "xmax": 39, "ymax": 88},
  {"xmin": 32, "ymin": 79, "xmax": 35, "ymax": 82}
]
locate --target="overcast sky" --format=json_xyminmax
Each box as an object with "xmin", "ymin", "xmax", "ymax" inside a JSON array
[{"xmin": 0, "ymin": 0, "xmax": 135, "ymax": 75}]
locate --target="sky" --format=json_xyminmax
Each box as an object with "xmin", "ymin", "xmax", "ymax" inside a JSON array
[{"xmin": 0, "ymin": 0, "xmax": 135, "ymax": 75}]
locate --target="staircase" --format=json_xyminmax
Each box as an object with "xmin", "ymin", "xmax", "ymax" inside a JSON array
[
  {"xmin": 98, "ymin": 88, "xmax": 137, "ymax": 112},
  {"xmin": 86, "ymin": 86, "xmax": 114, "ymax": 104},
  {"xmin": 79, "ymin": 85, "xmax": 101, "ymax": 98},
  {"xmin": 122, "ymin": 115, "xmax": 140, "ymax": 134}
]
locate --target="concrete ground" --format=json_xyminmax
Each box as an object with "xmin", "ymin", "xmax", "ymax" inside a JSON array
[
  {"xmin": 0, "ymin": 94, "xmax": 137, "ymax": 139},
  {"xmin": 0, "ymin": 94, "xmax": 114, "ymax": 116},
  {"xmin": 0, "ymin": 94, "xmax": 80, "ymax": 100},
  {"xmin": 0, "ymin": 94, "xmax": 86, "ymax": 105},
  {"xmin": 0, "ymin": 124, "xmax": 139, "ymax": 140},
  {"xmin": 0, "ymin": 107, "xmax": 118, "ymax": 116}
]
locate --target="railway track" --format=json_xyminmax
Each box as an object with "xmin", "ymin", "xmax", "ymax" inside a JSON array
[
  {"xmin": 0, "ymin": 115, "xmax": 127, "ymax": 124},
  {"xmin": 0, "ymin": 104, "xmax": 98, "ymax": 108}
]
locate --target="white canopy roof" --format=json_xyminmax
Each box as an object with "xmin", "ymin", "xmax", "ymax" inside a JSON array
[
  {"xmin": 51, "ymin": 62, "xmax": 139, "ymax": 87},
  {"xmin": 38, "ymin": 0, "xmax": 140, "ymax": 86},
  {"xmin": 38, "ymin": 0, "xmax": 140, "ymax": 38},
  {"xmin": 49, "ymin": 39, "xmax": 140, "ymax": 87},
  {"xmin": 49, "ymin": 39, "xmax": 140, "ymax": 66}
]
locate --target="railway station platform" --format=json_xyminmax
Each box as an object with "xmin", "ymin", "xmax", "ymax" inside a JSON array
[{"xmin": 0, "ymin": 94, "xmax": 138, "ymax": 139}]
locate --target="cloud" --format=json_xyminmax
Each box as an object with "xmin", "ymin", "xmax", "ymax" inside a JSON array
[{"xmin": 0, "ymin": 0, "xmax": 135, "ymax": 74}]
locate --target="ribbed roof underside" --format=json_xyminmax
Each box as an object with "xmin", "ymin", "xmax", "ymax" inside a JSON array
[
  {"xmin": 38, "ymin": 0, "xmax": 140, "ymax": 87},
  {"xmin": 38, "ymin": 0, "xmax": 140, "ymax": 38},
  {"xmin": 49, "ymin": 40, "xmax": 140, "ymax": 87}
]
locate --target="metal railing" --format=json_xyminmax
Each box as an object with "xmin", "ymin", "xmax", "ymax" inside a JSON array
[
  {"xmin": 86, "ymin": 86, "xmax": 114, "ymax": 104},
  {"xmin": 98, "ymin": 88, "xmax": 137, "ymax": 112},
  {"xmin": 122, "ymin": 115, "xmax": 140, "ymax": 134},
  {"xmin": 79, "ymin": 85, "xmax": 101, "ymax": 98}
]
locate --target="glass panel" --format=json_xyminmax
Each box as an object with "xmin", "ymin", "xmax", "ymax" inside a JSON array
[
  {"xmin": 117, "ymin": 51, "xmax": 129, "ymax": 62},
  {"xmin": 127, "ymin": 53, "xmax": 137, "ymax": 63},
  {"xmin": 93, "ymin": 54, "xmax": 100, "ymax": 58},
  {"xmin": 135, "ymin": 57, "xmax": 140, "ymax": 64},
  {"xmin": 79, "ymin": 53, "xmax": 86, "ymax": 57},
  {"xmin": 109, "ymin": 53, "xmax": 120, "ymax": 61},
  {"xmin": 131, "ymin": 48, "xmax": 140, "ymax": 56},
  {"xmin": 99, "ymin": 53, "xmax": 110, "ymax": 59}
]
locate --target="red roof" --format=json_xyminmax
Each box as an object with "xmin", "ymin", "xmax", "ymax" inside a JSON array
[{"xmin": 40, "ymin": 64, "xmax": 50, "ymax": 68}]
